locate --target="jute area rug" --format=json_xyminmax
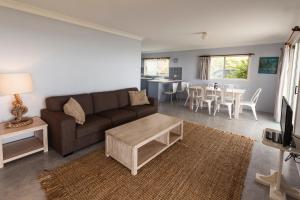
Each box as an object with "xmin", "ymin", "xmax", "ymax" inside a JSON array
[{"xmin": 39, "ymin": 122, "xmax": 253, "ymax": 200}]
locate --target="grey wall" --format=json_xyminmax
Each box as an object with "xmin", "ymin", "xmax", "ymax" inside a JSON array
[
  {"xmin": 143, "ymin": 43, "xmax": 282, "ymax": 113},
  {"xmin": 0, "ymin": 7, "xmax": 141, "ymax": 123}
]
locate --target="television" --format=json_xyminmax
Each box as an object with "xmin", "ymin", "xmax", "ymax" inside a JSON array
[{"xmin": 280, "ymin": 97, "xmax": 293, "ymax": 147}]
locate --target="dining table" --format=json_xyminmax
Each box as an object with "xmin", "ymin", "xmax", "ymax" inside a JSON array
[{"xmin": 188, "ymin": 85, "xmax": 246, "ymax": 119}]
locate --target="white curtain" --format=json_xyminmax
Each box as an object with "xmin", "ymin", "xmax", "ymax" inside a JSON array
[
  {"xmin": 274, "ymin": 45, "xmax": 290, "ymax": 122},
  {"xmin": 198, "ymin": 56, "xmax": 211, "ymax": 80},
  {"xmin": 274, "ymin": 30, "xmax": 300, "ymax": 122}
]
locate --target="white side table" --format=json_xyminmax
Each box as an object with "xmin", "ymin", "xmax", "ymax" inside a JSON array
[
  {"xmin": 256, "ymin": 128, "xmax": 300, "ymax": 200},
  {"xmin": 0, "ymin": 117, "xmax": 48, "ymax": 168}
]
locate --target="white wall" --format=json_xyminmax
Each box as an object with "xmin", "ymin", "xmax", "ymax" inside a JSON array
[
  {"xmin": 0, "ymin": 7, "xmax": 141, "ymax": 123},
  {"xmin": 143, "ymin": 43, "xmax": 282, "ymax": 113}
]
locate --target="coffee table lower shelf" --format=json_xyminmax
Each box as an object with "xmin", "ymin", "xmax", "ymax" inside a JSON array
[{"xmin": 138, "ymin": 141, "xmax": 168, "ymax": 167}]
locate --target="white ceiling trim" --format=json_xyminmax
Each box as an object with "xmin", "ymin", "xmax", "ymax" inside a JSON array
[
  {"xmin": 0, "ymin": 0, "xmax": 143, "ymax": 41},
  {"xmin": 142, "ymin": 42, "xmax": 284, "ymax": 54}
]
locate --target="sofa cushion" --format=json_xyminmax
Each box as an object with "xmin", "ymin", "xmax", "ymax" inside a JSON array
[
  {"xmin": 76, "ymin": 115, "xmax": 111, "ymax": 138},
  {"xmin": 125, "ymin": 105, "xmax": 157, "ymax": 118},
  {"xmin": 98, "ymin": 109, "xmax": 137, "ymax": 126},
  {"xmin": 128, "ymin": 90, "xmax": 150, "ymax": 106},
  {"xmin": 117, "ymin": 88, "xmax": 138, "ymax": 108},
  {"xmin": 46, "ymin": 94, "xmax": 93, "ymax": 115},
  {"xmin": 63, "ymin": 98, "xmax": 86, "ymax": 125},
  {"xmin": 92, "ymin": 91, "xmax": 119, "ymax": 113}
]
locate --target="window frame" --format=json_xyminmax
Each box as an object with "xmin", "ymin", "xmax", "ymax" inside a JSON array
[{"xmin": 208, "ymin": 55, "xmax": 251, "ymax": 81}]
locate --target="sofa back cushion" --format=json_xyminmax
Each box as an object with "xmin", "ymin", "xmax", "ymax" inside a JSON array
[
  {"xmin": 46, "ymin": 94, "xmax": 93, "ymax": 115},
  {"xmin": 117, "ymin": 87, "xmax": 138, "ymax": 108},
  {"xmin": 92, "ymin": 91, "xmax": 119, "ymax": 113},
  {"xmin": 63, "ymin": 97, "xmax": 86, "ymax": 125},
  {"xmin": 128, "ymin": 90, "xmax": 150, "ymax": 106}
]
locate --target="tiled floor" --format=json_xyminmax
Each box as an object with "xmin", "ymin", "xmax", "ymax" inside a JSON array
[{"xmin": 0, "ymin": 102, "xmax": 299, "ymax": 200}]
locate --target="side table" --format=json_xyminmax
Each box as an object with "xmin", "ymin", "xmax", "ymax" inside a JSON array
[
  {"xmin": 255, "ymin": 128, "xmax": 300, "ymax": 200},
  {"xmin": 0, "ymin": 117, "xmax": 48, "ymax": 168}
]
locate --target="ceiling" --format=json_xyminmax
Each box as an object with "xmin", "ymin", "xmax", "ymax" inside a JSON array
[{"xmin": 10, "ymin": 0, "xmax": 300, "ymax": 52}]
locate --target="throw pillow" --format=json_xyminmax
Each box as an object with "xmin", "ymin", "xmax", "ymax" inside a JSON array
[
  {"xmin": 128, "ymin": 90, "xmax": 150, "ymax": 106},
  {"xmin": 63, "ymin": 97, "xmax": 85, "ymax": 125}
]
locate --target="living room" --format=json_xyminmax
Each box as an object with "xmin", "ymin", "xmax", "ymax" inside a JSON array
[{"xmin": 0, "ymin": 0, "xmax": 300, "ymax": 200}]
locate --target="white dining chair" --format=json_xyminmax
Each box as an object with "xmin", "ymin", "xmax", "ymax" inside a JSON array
[
  {"xmin": 214, "ymin": 88, "xmax": 234, "ymax": 119},
  {"xmin": 164, "ymin": 82, "xmax": 179, "ymax": 104},
  {"xmin": 177, "ymin": 82, "xmax": 189, "ymax": 102},
  {"xmin": 184, "ymin": 85, "xmax": 192, "ymax": 106},
  {"xmin": 222, "ymin": 84, "xmax": 235, "ymax": 102},
  {"xmin": 194, "ymin": 87, "xmax": 204, "ymax": 112},
  {"xmin": 195, "ymin": 87, "xmax": 215, "ymax": 115},
  {"xmin": 208, "ymin": 82, "xmax": 222, "ymax": 89},
  {"xmin": 239, "ymin": 88, "xmax": 262, "ymax": 120},
  {"xmin": 222, "ymin": 84, "xmax": 235, "ymax": 89},
  {"xmin": 205, "ymin": 84, "xmax": 219, "ymax": 100}
]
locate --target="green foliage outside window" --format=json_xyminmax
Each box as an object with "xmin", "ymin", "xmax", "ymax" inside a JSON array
[
  {"xmin": 209, "ymin": 56, "xmax": 249, "ymax": 79},
  {"xmin": 225, "ymin": 58, "xmax": 249, "ymax": 79}
]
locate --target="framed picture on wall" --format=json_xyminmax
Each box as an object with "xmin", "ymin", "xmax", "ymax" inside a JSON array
[{"xmin": 258, "ymin": 57, "xmax": 279, "ymax": 74}]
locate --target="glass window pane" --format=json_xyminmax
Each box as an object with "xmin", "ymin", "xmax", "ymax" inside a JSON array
[
  {"xmin": 224, "ymin": 56, "xmax": 249, "ymax": 79},
  {"xmin": 209, "ymin": 55, "xmax": 249, "ymax": 80},
  {"xmin": 144, "ymin": 58, "xmax": 169, "ymax": 77},
  {"xmin": 209, "ymin": 56, "xmax": 225, "ymax": 79}
]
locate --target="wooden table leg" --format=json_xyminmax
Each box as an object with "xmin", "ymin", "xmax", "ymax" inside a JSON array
[
  {"xmin": 276, "ymin": 150, "xmax": 284, "ymax": 190},
  {"xmin": 180, "ymin": 122, "xmax": 184, "ymax": 140},
  {"xmin": 43, "ymin": 127, "xmax": 48, "ymax": 152},
  {"xmin": 234, "ymin": 93, "xmax": 241, "ymax": 119},
  {"xmin": 189, "ymin": 90, "xmax": 196, "ymax": 111},
  {"xmin": 256, "ymin": 150, "xmax": 300, "ymax": 200},
  {"xmin": 131, "ymin": 147, "xmax": 138, "ymax": 175},
  {"xmin": 105, "ymin": 134, "xmax": 110, "ymax": 157}
]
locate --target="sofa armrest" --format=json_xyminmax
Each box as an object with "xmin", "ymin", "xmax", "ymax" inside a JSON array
[
  {"xmin": 148, "ymin": 97, "xmax": 158, "ymax": 111},
  {"xmin": 41, "ymin": 109, "xmax": 76, "ymax": 156}
]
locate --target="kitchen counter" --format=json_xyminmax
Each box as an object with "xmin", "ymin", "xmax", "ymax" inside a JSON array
[
  {"xmin": 141, "ymin": 77, "xmax": 153, "ymax": 80},
  {"xmin": 147, "ymin": 79, "xmax": 182, "ymax": 83},
  {"xmin": 146, "ymin": 79, "xmax": 182, "ymax": 102}
]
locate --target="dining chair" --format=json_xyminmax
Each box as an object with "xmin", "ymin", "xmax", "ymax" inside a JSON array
[
  {"xmin": 184, "ymin": 84, "xmax": 192, "ymax": 106},
  {"xmin": 164, "ymin": 82, "xmax": 179, "ymax": 104},
  {"xmin": 222, "ymin": 84, "xmax": 235, "ymax": 89},
  {"xmin": 222, "ymin": 84, "xmax": 235, "ymax": 102},
  {"xmin": 195, "ymin": 87, "xmax": 215, "ymax": 115},
  {"xmin": 207, "ymin": 83, "xmax": 215, "ymax": 88},
  {"xmin": 194, "ymin": 87, "xmax": 204, "ymax": 112},
  {"xmin": 214, "ymin": 87, "xmax": 234, "ymax": 119},
  {"xmin": 208, "ymin": 82, "xmax": 222, "ymax": 89},
  {"xmin": 239, "ymin": 88, "xmax": 262, "ymax": 120},
  {"xmin": 177, "ymin": 82, "xmax": 189, "ymax": 102},
  {"xmin": 205, "ymin": 84, "xmax": 219, "ymax": 100}
]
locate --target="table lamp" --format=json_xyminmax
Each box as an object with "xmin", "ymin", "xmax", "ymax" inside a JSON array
[{"xmin": 0, "ymin": 73, "xmax": 34, "ymax": 128}]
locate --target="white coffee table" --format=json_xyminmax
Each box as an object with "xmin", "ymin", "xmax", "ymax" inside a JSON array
[{"xmin": 105, "ymin": 113, "xmax": 183, "ymax": 175}]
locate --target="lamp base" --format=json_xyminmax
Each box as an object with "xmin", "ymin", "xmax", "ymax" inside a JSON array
[{"xmin": 6, "ymin": 117, "xmax": 33, "ymax": 128}]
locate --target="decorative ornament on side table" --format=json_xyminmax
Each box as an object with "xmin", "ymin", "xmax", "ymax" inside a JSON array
[
  {"xmin": 0, "ymin": 73, "xmax": 34, "ymax": 128},
  {"xmin": 7, "ymin": 94, "xmax": 33, "ymax": 128}
]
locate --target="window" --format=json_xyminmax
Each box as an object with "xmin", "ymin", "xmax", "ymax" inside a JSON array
[
  {"xmin": 143, "ymin": 58, "xmax": 170, "ymax": 77},
  {"xmin": 209, "ymin": 55, "xmax": 250, "ymax": 79}
]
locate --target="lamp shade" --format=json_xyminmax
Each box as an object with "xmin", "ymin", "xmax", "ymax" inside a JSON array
[{"xmin": 0, "ymin": 73, "xmax": 33, "ymax": 95}]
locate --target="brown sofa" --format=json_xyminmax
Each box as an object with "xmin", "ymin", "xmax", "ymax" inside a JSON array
[{"xmin": 41, "ymin": 88, "xmax": 158, "ymax": 156}]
